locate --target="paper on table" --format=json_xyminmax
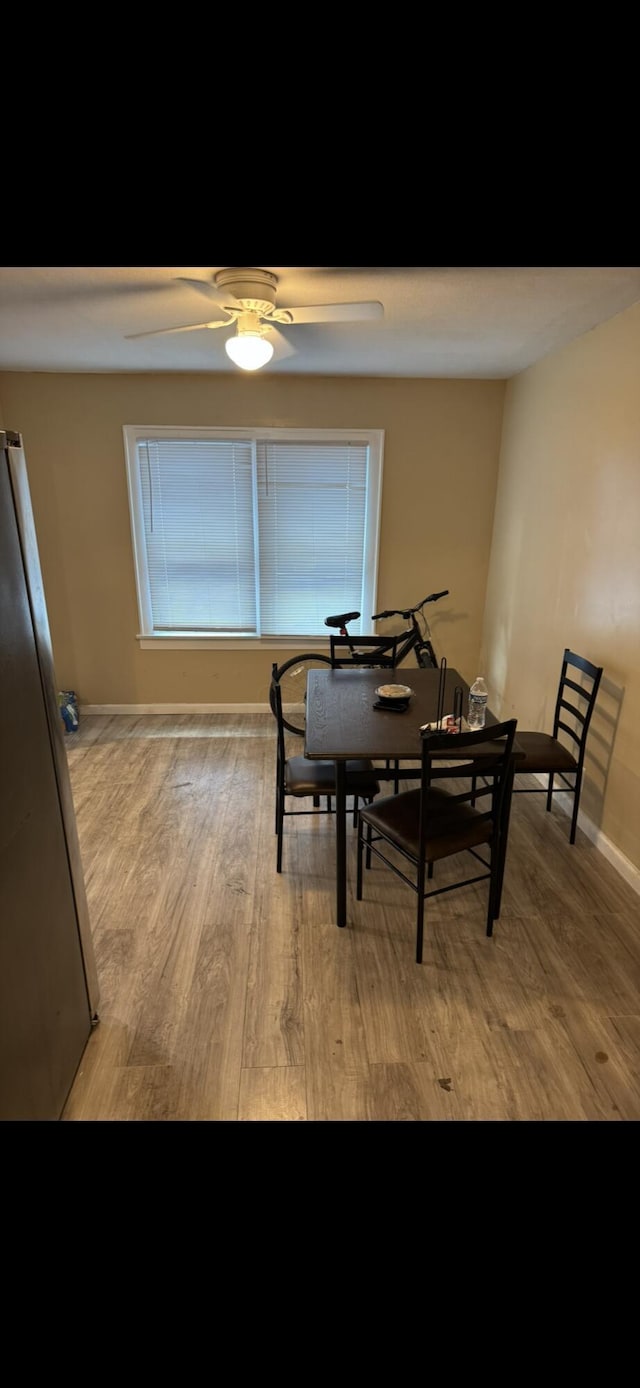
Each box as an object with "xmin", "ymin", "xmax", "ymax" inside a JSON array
[{"xmin": 421, "ymin": 714, "xmax": 470, "ymax": 733}]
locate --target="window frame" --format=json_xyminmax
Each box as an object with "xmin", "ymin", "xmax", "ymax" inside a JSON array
[{"xmin": 123, "ymin": 424, "xmax": 384, "ymax": 649}]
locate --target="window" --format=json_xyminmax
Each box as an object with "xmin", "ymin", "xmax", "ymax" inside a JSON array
[{"xmin": 124, "ymin": 426, "xmax": 383, "ymax": 645}]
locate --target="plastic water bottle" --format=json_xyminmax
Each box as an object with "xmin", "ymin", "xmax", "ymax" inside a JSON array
[{"xmin": 468, "ymin": 676, "xmax": 488, "ymax": 729}]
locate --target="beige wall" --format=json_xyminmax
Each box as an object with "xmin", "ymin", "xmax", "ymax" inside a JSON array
[
  {"xmin": 0, "ymin": 371, "xmax": 505, "ymax": 704},
  {"xmin": 483, "ymin": 301, "xmax": 640, "ymax": 870}
]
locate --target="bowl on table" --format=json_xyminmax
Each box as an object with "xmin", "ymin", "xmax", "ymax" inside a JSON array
[{"xmin": 375, "ymin": 683, "xmax": 414, "ymax": 707}]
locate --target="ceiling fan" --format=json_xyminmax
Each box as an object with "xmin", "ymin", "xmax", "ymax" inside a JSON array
[{"xmin": 125, "ymin": 267, "xmax": 384, "ymax": 370}]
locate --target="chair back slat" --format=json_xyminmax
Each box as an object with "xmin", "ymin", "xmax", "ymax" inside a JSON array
[
  {"xmin": 556, "ymin": 718, "xmax": 583, "ymax": 746},
  {"xmin": 563, "ymin": 675, "xmax": 593, "ymax": 700},
  {"xmin": 558, "ymin": 697, "xmax": 587, "ymax": 725},
  {"xmin": 330, "ymin": 633, "xmax": 399, "ymax": 668},
  {"xmin": 564, "ymin": 650, "xmax": 602, "ymax": 680}
]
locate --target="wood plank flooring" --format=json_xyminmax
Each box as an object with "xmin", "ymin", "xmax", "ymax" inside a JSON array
[{"xmin": 62, "ymin": 713, "xmax": 640, "ymax": 1121}]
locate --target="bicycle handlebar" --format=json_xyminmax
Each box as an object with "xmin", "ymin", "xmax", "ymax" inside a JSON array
[{"xmin": 371, "ymin": 590, "xmax": 449, "ymax": 621}]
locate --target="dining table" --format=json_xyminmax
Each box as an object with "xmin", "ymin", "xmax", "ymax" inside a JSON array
[{"xmin": 304, "ymin": 665, "xmax": 520, "ymax": 928}]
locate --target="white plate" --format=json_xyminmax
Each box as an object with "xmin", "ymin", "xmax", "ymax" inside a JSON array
[{"xmin": 376, "ymin": 684, "xmax": 413, "ymax": 700}]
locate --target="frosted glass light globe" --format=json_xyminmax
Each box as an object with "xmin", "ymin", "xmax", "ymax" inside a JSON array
[{"xmin": 225, "ymin": 333, "xmax": 274, "ymax": 370}]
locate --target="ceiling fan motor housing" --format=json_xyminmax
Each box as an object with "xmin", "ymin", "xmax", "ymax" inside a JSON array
[
  {"xmin": 214, "ymin": 267, "xmax": 278, "ymax": 317},
  {"xmin": 126, "ymin": 268, "xmax": 380, "ymax": 346}
]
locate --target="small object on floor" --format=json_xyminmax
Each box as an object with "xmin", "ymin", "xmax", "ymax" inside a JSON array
[{"xmin": 59, "ymin": 690, "xmax": 79, "ymax": 733}]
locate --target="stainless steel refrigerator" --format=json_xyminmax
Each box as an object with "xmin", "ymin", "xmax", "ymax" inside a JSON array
[{"xmin": 0, "ymin": 430, "xmax": 99, "ymax": 1120}]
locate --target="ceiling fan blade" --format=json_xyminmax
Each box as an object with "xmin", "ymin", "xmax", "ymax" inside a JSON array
[
  {"xmin": 175, "ymin": 276, "xmax": 239, "ymax": 312},
  {"xmin": 268, "ymin": 326, "xmax": 297, "ymax": 361},
  {"xmin": 126, "ymin": 318, "xmax": 232, "ymax": 340},
  {"xmin": 282, "ymin": 300, "xmax": 384, "ymax": 325}
]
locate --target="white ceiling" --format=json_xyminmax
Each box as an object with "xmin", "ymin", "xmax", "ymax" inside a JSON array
[{"xmin": 1, "ymin": 266, "xmax": 640, "ymax": 379}]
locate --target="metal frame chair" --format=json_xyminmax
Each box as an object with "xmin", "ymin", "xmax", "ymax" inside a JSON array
[
  {"xmin": 512, "ymin": 648, "xmax": 603, "ymax": 843},
  {"xmin": 356, "ymin": 719, "xmax": 518, "ymax": 963},
  {"xmin": 270, "ymin": 664, "xmax": 379, "ymax": 872}
]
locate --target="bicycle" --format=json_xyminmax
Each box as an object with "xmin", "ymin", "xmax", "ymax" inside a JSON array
[{"xmin": 272, "ymin": 589, "xmax": 449, "ymax": 735}]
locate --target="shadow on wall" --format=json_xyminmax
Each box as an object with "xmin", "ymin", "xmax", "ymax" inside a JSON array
[{"xmin": 581, "ymin": 673, "xmax": 625, "ymax": 829}]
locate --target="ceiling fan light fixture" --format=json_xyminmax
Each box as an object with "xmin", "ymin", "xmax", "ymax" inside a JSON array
[{"xmin": 225, "ymin": 332, "xmax": 274, "ymax": 371}]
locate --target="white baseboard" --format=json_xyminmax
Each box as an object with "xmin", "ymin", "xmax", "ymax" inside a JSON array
[
  {"xmin": 80, "ymin": 703, "xmax": 270, "ymax": 714},
  {"xmin": 534, "ymin": 775, "xmax": 640, "ymax": 898}
]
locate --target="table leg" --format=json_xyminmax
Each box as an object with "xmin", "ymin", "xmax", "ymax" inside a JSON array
[
  {"xmin": 496, "ymin": 758, "xmax": 516, "ymax": 916},
  {"xmin": 335, "ymin": 760, "xmax": 347, "ymax": 927}
]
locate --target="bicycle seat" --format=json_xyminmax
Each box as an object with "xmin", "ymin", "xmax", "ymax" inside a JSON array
[{"xmin": 324, "ymin": 611, "xmax": 361, "ymax": 628}]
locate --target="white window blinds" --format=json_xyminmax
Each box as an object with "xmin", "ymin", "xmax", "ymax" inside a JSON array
[
  {"xmin": 138, "ymin": 438, "xmax": 257, "ymax": 633},
  {"xmin": 126, "ymin": 427, "xmax": 382, "ymax": 640},
  {"xmin": 257, "ymin": 440, "xmax": 368, "ymax": 636}
]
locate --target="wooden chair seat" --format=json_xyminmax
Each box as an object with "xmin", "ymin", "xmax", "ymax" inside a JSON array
[
  {"xmin": 362, "ymin": 785, "xmax": 494, "ymax": 861},
  {"xmin": 286, "ymin": 756, "xmax": 381, "ymax": 798},
  {"xmin": 514, "ymin": 732, "xmax": 578, "ymax": 774}
]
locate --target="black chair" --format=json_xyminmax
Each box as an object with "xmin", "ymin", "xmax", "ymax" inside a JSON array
[
  {"xmin": 329, "ymin": 633, "xmax": 399, "ymax": 669},
  {"xmin": 356, "ymin": 719, "xmax": 518, "ymax": 963},
  {"xmin": 512, "ymin": 648, "xmax": 603, "ymax": 844},
  {"xmin": 270, "ymin": 664, "xmax": 380, "ymax": 873}
]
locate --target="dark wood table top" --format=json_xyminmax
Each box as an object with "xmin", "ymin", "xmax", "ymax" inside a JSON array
[{"xmin": 305, "ymin": 666, "xmax": 503, "ymax": 761}]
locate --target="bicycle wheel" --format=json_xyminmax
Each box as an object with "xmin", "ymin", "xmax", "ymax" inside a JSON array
[{"xmin": 271, "ymin": 653, "xmax": 334, "ymax": 736}]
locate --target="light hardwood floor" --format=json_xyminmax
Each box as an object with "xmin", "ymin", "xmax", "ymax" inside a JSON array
[{"xmin": 62, "ymin": 713, "xmax": 640, "ymax": 1121}]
